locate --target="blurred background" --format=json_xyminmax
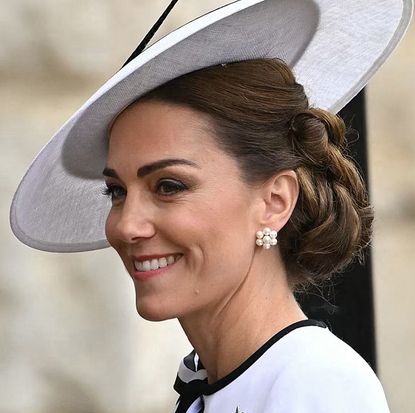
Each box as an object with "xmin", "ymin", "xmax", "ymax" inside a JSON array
[{"xmin": 1, "ymin": 1, "xmax": 414, "ymax": 412}]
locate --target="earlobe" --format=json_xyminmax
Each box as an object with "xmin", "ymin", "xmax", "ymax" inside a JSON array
[{"xmin": 260, "ymin": 170, "xmax": 299, "ymax": 231}]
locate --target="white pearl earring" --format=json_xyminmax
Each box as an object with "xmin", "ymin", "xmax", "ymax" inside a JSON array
[{"xmin": 256, "ymin": 227, "xmax": 278, "ymax": 249}]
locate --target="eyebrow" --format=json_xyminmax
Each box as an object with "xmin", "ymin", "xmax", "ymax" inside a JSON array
[{"xmin": 102, "ymin": 158, "xmax": 199, "ymax": 179}]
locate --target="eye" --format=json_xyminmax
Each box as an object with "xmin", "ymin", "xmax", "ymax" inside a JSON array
[
  {"xmin": 156, "ymin": 178, "xmax": 188, "ymax": 196},
  {"xmin": 102, "ymin": 183, "xmax": 126, "ymax": 203}
]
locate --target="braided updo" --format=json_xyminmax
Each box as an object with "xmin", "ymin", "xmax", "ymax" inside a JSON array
[{"xmin": 141, "ymin": 58, "xmax": 373, "ymax": 289}]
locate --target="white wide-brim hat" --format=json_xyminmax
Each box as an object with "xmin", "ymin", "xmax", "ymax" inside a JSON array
[{"xmin": 10, "ymin": 0, "xmax": 413, "ymax": 252}]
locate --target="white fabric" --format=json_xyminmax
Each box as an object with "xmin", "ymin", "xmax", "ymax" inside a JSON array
[{"xmin": 174, "ymin": 324, "xmax": 390, "ymax": 412}]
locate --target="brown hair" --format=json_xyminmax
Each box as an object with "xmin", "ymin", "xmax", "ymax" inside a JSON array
[{"xmin": 141, "ymin": 59, "xmax": 373, "ymax": 290}]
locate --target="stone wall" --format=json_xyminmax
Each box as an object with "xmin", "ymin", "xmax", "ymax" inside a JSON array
[
  {"xmin": 367, "ymin": 18, "xmax": 415, "ymax": 413},
  {"xmin": 1, "ymin": 1, "xmax": 414, "ymax": 412}
]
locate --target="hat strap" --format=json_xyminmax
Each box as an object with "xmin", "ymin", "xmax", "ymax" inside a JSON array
[{"xmin": 121, "ymin": 0, "xmax": 180, "ymax": 68}]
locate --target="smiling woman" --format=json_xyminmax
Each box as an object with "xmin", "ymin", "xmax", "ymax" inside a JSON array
[
  {"xmin": 104, "ymin": 100, "xmax": 279, "ymax": 324},
  {"xmin": 9, "ymin": 0, "xmax": 412, "ymax": 412},
  {"xmin": 100, "ymin": 61, "xmax": 378, "ymax": 411}
]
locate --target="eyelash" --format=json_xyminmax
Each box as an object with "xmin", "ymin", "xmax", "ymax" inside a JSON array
[
  {"xmin": 156, "ymin": 178, "xmax": 188, "ymax": 195},
  {"xmin": 102, "ymin": 184, "xmax": 126, "ymax": 201},
  {"xmin": 102, "ymin": 178, "xmax": 188, "ymax": 201}
]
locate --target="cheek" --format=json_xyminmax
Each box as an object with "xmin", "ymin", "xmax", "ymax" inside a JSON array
[
  {"xmin": 105, "ymin": 210, "xmax": 121, "ymax": 252},
  {"xmin": 206, "ymin": 192, "xmax": 256, "ymax": 269},
  {"xmin": 168, "ymin": 193, "xmax": 253, "ymax": 269}
]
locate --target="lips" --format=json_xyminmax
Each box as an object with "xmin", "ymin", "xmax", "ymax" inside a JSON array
[{"xmin": 133, "ymin": 254, "xmax": 183, "ymax": 272}]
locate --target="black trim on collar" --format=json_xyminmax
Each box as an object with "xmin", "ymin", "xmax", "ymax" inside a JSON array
[{"xmin": 175, "ymin": 319, "xmax": 326, "ymax": 400}]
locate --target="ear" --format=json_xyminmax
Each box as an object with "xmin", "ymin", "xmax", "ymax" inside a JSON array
[{"xmin": 259, "ymin": 170, "xmax": 299, "ymax": 231}]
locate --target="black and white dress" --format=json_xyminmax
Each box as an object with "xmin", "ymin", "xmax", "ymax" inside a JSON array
[{"xmin": 173, "ymin": 319, "xmax": 390, "ymax": 413}]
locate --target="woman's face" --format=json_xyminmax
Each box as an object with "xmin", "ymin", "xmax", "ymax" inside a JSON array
[{"xmin": 105, "ymin": 100, "xmax": 260, "ymax": 321}]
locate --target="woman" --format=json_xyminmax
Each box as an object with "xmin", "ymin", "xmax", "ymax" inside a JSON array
[
  {"xmin": 105, "ymin": 59, "xmax": 381, "ymax": 412},
  {"xmin": 10, "ymin": 0, "xmax": 412, "ymax": 412}
]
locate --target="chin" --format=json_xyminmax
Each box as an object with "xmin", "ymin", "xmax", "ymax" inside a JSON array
[{"xmin": 135, "ymin": 298, "xmax": 178, "ymax": 322}]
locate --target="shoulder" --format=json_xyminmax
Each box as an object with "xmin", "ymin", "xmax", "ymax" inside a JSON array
[{"xmin": 263, "ymin": 325, "xmax": 390, "ymax": 412}]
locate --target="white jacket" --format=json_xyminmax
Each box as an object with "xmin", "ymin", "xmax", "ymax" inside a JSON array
[{"xmin": 173, "ymin": 320, "xmax": 390, "ymax": 413}]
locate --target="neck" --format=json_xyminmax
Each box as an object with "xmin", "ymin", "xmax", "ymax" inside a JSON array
[{"xmin": 178, "ymin": 251, "xmax": 306, "ymax": 384}]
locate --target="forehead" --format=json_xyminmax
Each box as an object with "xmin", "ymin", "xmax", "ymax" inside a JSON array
[
  {"xmin": 106, "ymin": 99, "xmax": 247, "ymax": 189},
  {"xmin": 108, "ymin": 100, "xmax": 219, "ymax": 161}
]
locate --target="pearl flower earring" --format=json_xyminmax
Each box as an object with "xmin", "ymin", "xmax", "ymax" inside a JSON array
[{"xmin": 256, "ymin": 227, "xmax": 278, "ymax": 249}]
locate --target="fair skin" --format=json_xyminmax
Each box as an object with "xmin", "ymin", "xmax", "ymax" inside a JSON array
[{"xmin": 104, "ymin": 100, "xmax": 306, "ymax": 383}]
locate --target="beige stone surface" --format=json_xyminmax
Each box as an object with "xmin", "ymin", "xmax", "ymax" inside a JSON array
[
  {"xmin": 367, "ymin": 17, "xmax": 415, "ymax": 413},
  {"xmin": 1, "ymin": 1, "xmax": 414, "ymax": 412}
]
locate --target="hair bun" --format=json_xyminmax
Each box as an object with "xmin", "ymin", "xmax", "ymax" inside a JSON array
[
  {"xmin": 284, "ymin": 108, "xmax": 372, "ymax": 286},
  {"xmin": 289, "ymin": 108, "xmax": 347, "ymax": 168},
  {"xmin": 289, "ymin": 108, "xmax": 351, "ymax": 182},
  {"xmin": 290, "ymin": 108, "xmax": 346, "ymax": 145}
]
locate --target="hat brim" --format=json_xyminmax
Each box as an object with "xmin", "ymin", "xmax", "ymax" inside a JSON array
[{"xmin": 10, "ymin": 0, "xmax": 413, "ymax": 252}]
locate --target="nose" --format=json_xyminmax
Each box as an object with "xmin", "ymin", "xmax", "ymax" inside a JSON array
[{"xmin": 106, "ymin": 194, "xmax": 156, "ymax": 245}]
